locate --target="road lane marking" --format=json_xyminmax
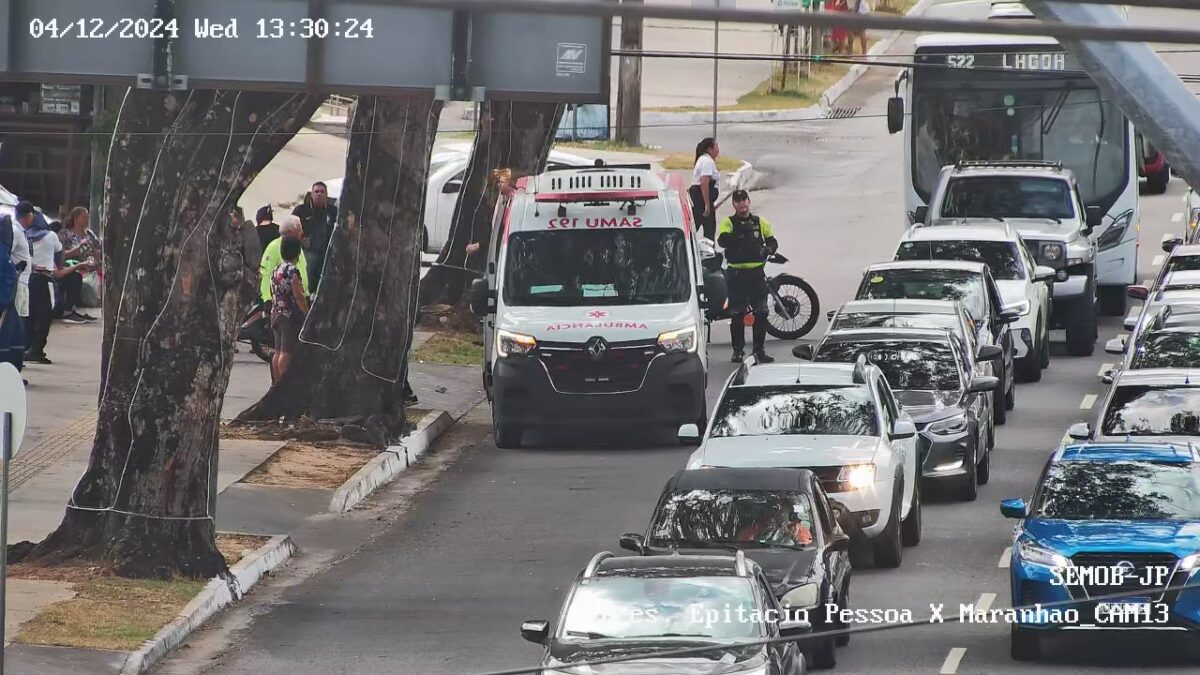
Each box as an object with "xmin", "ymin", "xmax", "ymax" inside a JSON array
[
  {"xmin": 975, "ymin": 592, "xmax": 996, "ymax": 614},
  {"xmin": 940, "ymin": 647, "xmax": 967, "ymax": 674},
  {"xmin": 1080, "ymin": 394, "xmax": 1098, "ymax": 410},
  {"xmin": 1174, "ymin": 212, "xmax": 1185, "ymax": 223},
  {"xmin": 1153, "ymin": 254, "xmax": 1165, "ymax": 267},
  {"xmin": 999, "ymin": 547, "xmax": 1011, "ymax": 568},
  {"xmin": 1099, "ymin": 362, "xmax": 1114, "ymax": 377}
]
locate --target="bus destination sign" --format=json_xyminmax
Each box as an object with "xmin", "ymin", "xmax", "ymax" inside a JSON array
[{"xmin": 919, "ymin": 51, "xmax": 1075, "ymax": 73}]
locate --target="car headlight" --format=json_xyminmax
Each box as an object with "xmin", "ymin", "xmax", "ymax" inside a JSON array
[
  {"xmin": 1181, "ymin": 553, "xmax": 1200, "ymax": 571},
  {"xmin": 927, "ymin": 413, "xmax": 968, "ymax": 436},
  {"xmin": 1009, "ymin": 300, "xmax": 1031, "ymax": 317},
  {"xmin": 1190, "ymin": 208, "xmax": 1200, "ymax": 231},
  {"xmin": 1097, "ymin": 210, "xmax": 1134, "ymax": 251},
  {"xmin": 1041, "ymin": 243, "xmax": 1063, "ymax": 262},
  {"xmin": 658, "ymin": 326, "xmax": 697, "ymax": 354},
  {"xmin": 1016, "ymin": 536, "xmax": 1070, "ymax": 569},
  {"xmin": 781, "ymin": 583, "xmax": 821, "ymax": 610},
  {"xmin": 837, "ymin": 464, "xmax": 876, "ymax": 490},
  {"xmin": 497, "ymin": 329, "xmax": 537, "ymax": 357}
]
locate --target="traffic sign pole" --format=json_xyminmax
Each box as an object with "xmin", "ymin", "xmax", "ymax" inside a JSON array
[{"xmin": 1, "ymin": 411, "xmax": 11, "ymax": 675}]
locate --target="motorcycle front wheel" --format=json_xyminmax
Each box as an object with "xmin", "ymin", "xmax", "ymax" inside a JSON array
[{"xmin": 765, "ymin": 275, "xmax": 819, "ymax": 340}]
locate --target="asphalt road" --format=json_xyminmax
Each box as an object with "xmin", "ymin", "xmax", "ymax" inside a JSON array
[{"xmin": 167, "ymin": 5, "xmax": 1200, "ymax": 675}]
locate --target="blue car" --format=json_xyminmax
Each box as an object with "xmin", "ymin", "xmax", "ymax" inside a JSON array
[{"xmin": 1000, "ymin": 443, "xmax": 1200, "ymax": 661}]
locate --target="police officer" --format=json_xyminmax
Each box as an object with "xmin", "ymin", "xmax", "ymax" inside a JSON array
[{"xmin": 717, "ymin": 190, "xmax": 778, "ymax": 363}]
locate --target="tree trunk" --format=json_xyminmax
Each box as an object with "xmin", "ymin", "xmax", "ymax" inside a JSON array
[
  {"xmin": 237, "ymin": 96, "xmax": 442, "ymax": 426},
  {"xmin": 18, "ymin": 89, "xmax": 322, "ymax": 579},
  {"xmin": 615, "ymin": 0, "xmax": 644, "ymax": 146},
  {"xmin": 418, "ymin": 101, "xmax": 565, "ymax": 306}
]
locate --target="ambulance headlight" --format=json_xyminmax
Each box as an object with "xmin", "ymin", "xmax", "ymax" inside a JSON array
[
  {"xmin": 658, "ymin": 326, "xmax": 697, "ymax": 354},
  {"xmin": 497, "ymin": 329, "xmax": 537, "ymax": 357}
]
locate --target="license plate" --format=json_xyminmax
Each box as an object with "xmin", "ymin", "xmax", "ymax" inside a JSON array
[{"xmin": 1095, "ymin": 597, "xmax": 1149, "ymax": 618}]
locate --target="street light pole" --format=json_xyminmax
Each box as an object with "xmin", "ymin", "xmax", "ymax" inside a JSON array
[{"xmin": 712, "ymin": 19, "xmax": 719, "ymax": 139}]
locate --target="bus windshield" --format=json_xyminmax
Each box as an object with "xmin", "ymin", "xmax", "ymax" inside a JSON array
[{"xmin": 911, "ymin": 65, "xmax": 1128, "ymax": 210}]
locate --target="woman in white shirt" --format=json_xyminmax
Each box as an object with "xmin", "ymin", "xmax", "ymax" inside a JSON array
[{"xmin": 689, "ymin": 137, "xmax": 721, "ymax": 240}]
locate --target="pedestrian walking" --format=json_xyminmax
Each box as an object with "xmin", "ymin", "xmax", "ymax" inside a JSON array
[
  {"xmin": 17, "ymin": 203, "xmax": 58, "ymax": 363},
  {"xmin": 689, "ymin": 138, "xmax": 721, "ymax": 241},
  {"xmin": 849, "ymin": 0, "xmax": 870, "ymax": 55},
  {"xmin": 0, "ymin": 214, "xmax": 25, "ymax": 379},
  {"xmin": 292, "ymin": 182, "xmax": 337, "ymax": 296},
  {"xmin": 269, "ymin": 236, "xmax": 309, "ymax": 384}
]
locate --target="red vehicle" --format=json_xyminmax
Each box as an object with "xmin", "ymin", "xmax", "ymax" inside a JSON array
[{"xmin": 1138, "ymin": 133, "xmax": 1172, "ymax": 194}]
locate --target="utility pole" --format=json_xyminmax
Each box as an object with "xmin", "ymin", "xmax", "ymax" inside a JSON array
[
  {"xmin": 712, "ymin": 18, "xmax": 719, "ymax": 139},
  {"xmin": 615, "ymin": 0, "xmax": 643, "ymax": 145},
  {"xmin": 1026, "ymin": 0, "xmax": 1200, "ymax": 192}
]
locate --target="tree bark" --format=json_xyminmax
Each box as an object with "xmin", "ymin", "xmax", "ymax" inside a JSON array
[
  {"xmin": 615, "ymin": 0, "xmax": 644, "ymax": 146},
  {"xmin": 237, "ymin": 96, "xmax": 442, "ymax": 425},
  {"xmin": 418, "ymin": 101, "xmax": 565, "ymax": 306},
  {"xmin": 18, "ymin": 89, "xmax": 322, "ymax": 579}
]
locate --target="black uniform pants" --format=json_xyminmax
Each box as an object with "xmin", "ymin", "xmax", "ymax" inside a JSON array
[
  {"xmin": 726, "ymin": 266, "xmax": 769, "ymax": 353},
  {"xmin": 688, "ymin": 184, "xmax": 719, "ymax": 241},
  {"xmin": 25, "ymin": 275, "xmax": 53, "ymax": 357}
]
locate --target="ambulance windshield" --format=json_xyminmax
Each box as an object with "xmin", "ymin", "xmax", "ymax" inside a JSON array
[{"xmin": 503, "ymin": 229, "xmax": 691, "ymax": 307}]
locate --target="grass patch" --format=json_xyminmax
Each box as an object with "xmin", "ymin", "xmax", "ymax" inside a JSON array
[
  {"xmin": 16, "ymin": 577, "xmax": 207, "ymax": 651},
  {"xmin": 661, "ymin": 154, "xmax": 743, "ymax": 172},
  {"xmin": 406, "ymin": 407, "xmax": 430, "ymax": 425},
  {"xmin": 556, "ymin": 140, "xmax": 658, "ymax": 154},
  {"xmin": 873, "ymin": 0, "xmax": 919, "ymax": 15},
  {"xmin": 411, "ymin": 331, "xmax": 484, "ymax": 366},
  {"xmin": 242, "ymin": 442, "xmax": 379, "ymax": 489}
]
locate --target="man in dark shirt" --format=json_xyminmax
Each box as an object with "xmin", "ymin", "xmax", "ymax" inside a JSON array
[
  {"xmin": 255, "ymin": 205, "xmax": 280, "ymax": 259},
  {"xmin": 292, "ymin": 182, "xmax": 337, "ymax": 295},
  {"xmin": 717, "ymin": 190, "xmax": 779, "ymax": 363}
]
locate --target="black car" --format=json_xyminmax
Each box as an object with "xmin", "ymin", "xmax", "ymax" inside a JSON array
[
  {"xmin": 522, "ymin": 552, "xmax": 808, "ymax": 674},
  {"xmin": 798, "ymin": 327, "xmax": 1000, "ymax": 501},
  {"xmin": 619, "ymin": 468, "xmax": 852, "ymax": 669}
]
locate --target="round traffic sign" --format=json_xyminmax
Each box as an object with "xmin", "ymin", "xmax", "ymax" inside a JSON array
[{"xmin": 0, "ymin": 362, "xmax": 27, "ymax": 459}]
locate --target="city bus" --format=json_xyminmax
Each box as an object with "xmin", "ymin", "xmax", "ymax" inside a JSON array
[{"xmin": 888, "ymin": 3, "xmax": 1139, "ymax": 315}]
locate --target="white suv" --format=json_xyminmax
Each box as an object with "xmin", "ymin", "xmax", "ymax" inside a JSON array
[
  {"xmin": 922, "ymin": 161, "xmax": 1099, "ymax": 356},
  {"xmin": 895, "ymin": 223, "xmax": 1055, "ymax": 383},
  {"xmin": 682, "ymin": 358, "xmax": 920, "ymax": 568}
]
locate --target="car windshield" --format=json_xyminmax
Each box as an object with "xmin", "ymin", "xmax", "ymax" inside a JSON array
[
  {"xmin": 832, "ymin": 312, "xmax": 959, "ymax": 334},
  {"xmin": 0, "ymin": 184, "xmax": 16, "ymax": 207},
  {"xmin": 1101, "ymin": 386, "xmax": 1200, "ymax": 437},
  {"xmin": 1034, "ymin": 461, "xmax": 1200, "ymax": 521},
  {"xmin": 503, "ymin": 229, "xmax": 691, "ymax": 307},
  {"xmin": 856, "ymin": 269, "xmax": 986, "ymax": 321},
  {"xmin": 1130, "ymin": 331, "xmax": 1200, "ymax": 370},
  {"xmin": 895, "ymin": 240, "xmax": 1025, "ymax": 280},
  {"xmin": 649, "ymin": 489, "xmax": 817, "ymax": 549},
  {"xmin": 559, "ymin": 576, "xmax": 761, "ymax": 641},
  {"xmin": 1166, "ymin": 256, "xmax": 1200, "ymax": 274},
  {"xmin": 710, "ymin": 385, "xmax": 878, "ymax": 438},
  {"xmin": 815, "ymin": 339, "xmax": 962, "ymax": 391},
  {"xmin": 940, "ymin": 176, "xmax": 1074, "ymax": 221},
  {"xmin": 911, "ymin": 67, "xmax": 1128, "ymax": 209}
]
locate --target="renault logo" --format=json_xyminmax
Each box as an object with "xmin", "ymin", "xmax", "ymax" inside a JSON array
[
  {"xmin": 1115, "ymin": 560, "xmax": 1136, "ymax": 573},
  {"xmin": 586, "ymin": 336, "xmax": 608, "ymax": 360}
]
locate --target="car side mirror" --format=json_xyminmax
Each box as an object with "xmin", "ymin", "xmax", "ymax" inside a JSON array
[
  {"xmin": 1033, "ymin": 265, "xmax": 1057, "ymax": 283},
  {"xmin": 968, "ymin": 375, "xmax": 1000, "ymax": 394},
  {"xmin": 779, "ymin": 617, "xmax": 813, "ymax": 633},
  {"xmin": 976, "ymin": 344, "xmax": 1003, "ymax": 362},
  {"xmin": 792, "ymin": 343, "xmax": 814, "ymax": 360},
  {"xmin": 1126, "ymin": 284, "xmax": 1150, "ymax": 301},
  {"xmin": 999, "ymin": 309, "xmax": 1021, "ymax": 325},
  {"xmin": 619, "ymin": 533, "xmax": 646, "ymax": 554},
  {"xmin": 886, "ymin": 96, "xmax": 904, "ymax": 134},
  {"xmin": 1162, "ymin": 233, "xmax": 1184, "ymax": 254},
  {"xmin": 827, "ymin": 533, "xmax": 851, "ymax": 552},
  {"xmin": 1104, "ymin": 336, "xmax": 1126, "ymax": 354},
  {"xmin": 1100, "ymin": 368, "xmax": 1115, "ymax": 385},
  {"xmin": 1067, "ymin": 421, "xmax": 1092, "ymax": 441},
  {"xmin": 1086, "ymin": 205, "xmax": 1104, "ymax": 230},
  {"xmin": 468, "ymin": 278, "xmax": 491, "ymax": 316},
  {"xmin": 678, "ymin": 423, "xmax": 702, "ymax": 446},
  {"xmin": 1000, "ymin": 498, "xmax": 1028, "ymax": 519},
  {"xmin": 703, "ymin": 271, "xmax": 728, "ymax": 313},
  {"xmin": 826, "ymin": 309, "xmax": 836, "ymax": 321},
  {"xmin": 1123, "ymin": 315, "xmax": 1138, "ymax": 331},
  {"xmin": 443, "ymin": 180, "xmax": 463, "ymax": 195},
  {"xmin": 520, "ymin": 619, "xmax": 550, "ymax": 645},
  {"xmin": 912, "ymin": 205, "xmax": 929, "ymax": 225},
  {"xmin": 890, "ymin": 419, "xmax": 916, "ymax": 440}
]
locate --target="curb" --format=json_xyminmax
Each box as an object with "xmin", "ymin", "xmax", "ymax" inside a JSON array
[
  {"xmin": 120, "ymin": 534, "xmax": 296, "ymax": 674},
  {"xmin": 644, "ymin": 0, "xmax": 935, "ymax": 126},
  {"xmin": 328, "ymin": 410, "xmax": 455, "ymax": 513},
  {"xmin": 819, "ymin": 0, "xmax": 937, "ymax": 109}
]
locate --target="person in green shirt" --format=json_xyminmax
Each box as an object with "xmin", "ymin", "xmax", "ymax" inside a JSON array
[
  {"xmin": 261, "ymin": 216, "xmax": 309, "ymax": 302},
  {"xmin": 717, "ymin": 190, "xmax": 779, "ymax": 363}
]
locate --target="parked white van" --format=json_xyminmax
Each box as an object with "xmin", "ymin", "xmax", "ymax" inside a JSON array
[{"xmin": 469, "ymin": 163, "xmax": 726, "ymax": 448}]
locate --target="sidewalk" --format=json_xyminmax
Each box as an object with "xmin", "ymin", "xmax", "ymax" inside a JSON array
[{"xmin": 3, "ymin": 317, "xmax": 485, "ymax": 673}]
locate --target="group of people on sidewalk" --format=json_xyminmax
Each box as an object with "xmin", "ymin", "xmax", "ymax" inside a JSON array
[
  {"xmin": 249, "ymin": 183, "xmax": 417, "ymax": 404},
  {"xmin": 0, "ymin": 202, "xmax": 100, "ymax": 383}
]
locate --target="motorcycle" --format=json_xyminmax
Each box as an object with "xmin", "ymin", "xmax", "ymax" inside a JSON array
[
  {"xmin": 700, "ymin": 237, "xmax": 820, "ymax": 341},
  {"xmin": 237, "ymin": 299, "xmax": 275, "ymax": 363}
]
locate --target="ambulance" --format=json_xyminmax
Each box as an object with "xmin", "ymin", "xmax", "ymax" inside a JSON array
[{"xmin": 469, "ymin": 163, "xmax": 726, "ymax": 448}]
